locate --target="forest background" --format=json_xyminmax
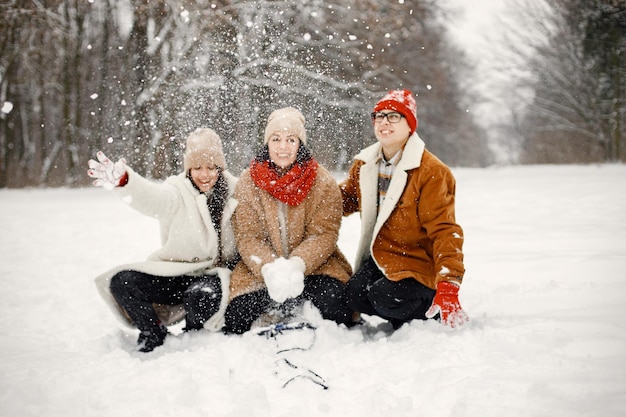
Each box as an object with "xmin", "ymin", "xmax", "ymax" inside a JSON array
[{"xmin": 0, "ymin": 0, "xmax": 624, "ymax": 188}]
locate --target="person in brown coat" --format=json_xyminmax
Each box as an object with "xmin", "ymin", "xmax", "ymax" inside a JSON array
[
  {"xmin": 340, "ymin": 89, "xmax": 468, "ymax": 329},
  {"xmin": 224, "ymin": 107, "xmax": 353, "ymax": 334}
]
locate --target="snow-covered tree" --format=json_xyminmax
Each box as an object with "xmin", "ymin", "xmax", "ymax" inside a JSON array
[
  {"xmin": 1, "ymin": 0, "xmax": 489, "ymax": 187},
  {"xmin": 514, "ymin": 0, "xmax": 625, "ymax": 163}
]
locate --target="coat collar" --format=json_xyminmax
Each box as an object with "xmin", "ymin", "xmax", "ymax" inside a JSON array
[
  {"xmin": 351, "ymin": 133, "xmax": 426, "ymax": 269},
  {"xmin": 354, "ymin": 132, "xmax": 426, "ymax": 169}
]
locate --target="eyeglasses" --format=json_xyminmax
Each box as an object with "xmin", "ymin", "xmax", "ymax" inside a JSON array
[{"xmin": 371, "ymin": 112, "xmax": 404, "ymax": 123}]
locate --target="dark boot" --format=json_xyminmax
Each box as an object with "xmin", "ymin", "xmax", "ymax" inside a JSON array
[
  {"xmin": 137, "ymin": 325, "xmax": 168, "ymax": 352},
  {"xmin": 389, "ymin": 318, "xmax": 406, "ymax": 330}
]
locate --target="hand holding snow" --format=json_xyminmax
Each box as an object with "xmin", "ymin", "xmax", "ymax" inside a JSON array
[
  {"xmin": 261, "ymin": 257, "xmax": 306, "ymax": 303},
  {"xmin": 87, "ymin": 151, "xmax": 127, "ymax": 190},
  {"xmin": 425, "ymin": 281, "xmax": 469, "ymax": 328}
]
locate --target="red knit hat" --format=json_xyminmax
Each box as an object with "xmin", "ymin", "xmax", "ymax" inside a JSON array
[{"xmin": 373, "ymin": 89, "xmax": 418, "ymax": 134}]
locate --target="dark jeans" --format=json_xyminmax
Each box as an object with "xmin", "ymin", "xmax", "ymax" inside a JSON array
[
  {"xmin": 346, "ymin": 256, "xmax": 436, "ymax": 328},
  {"xmin": 224, "ymin": 274, "xmax": 352, "ymax": 334},
  {"xmin": 109, "ymin": 270, "xmax": 222, "ymax": 332}
]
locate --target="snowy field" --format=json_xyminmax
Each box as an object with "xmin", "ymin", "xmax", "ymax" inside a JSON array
[{"xmin": 1, "ymin": 164, "xmax": 625, "ymax": 417}]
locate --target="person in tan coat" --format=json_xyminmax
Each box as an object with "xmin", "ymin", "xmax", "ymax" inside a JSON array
[
  {"xmin": 340, "ymin": 89, "xmax": 468, "ymax": 329},
  {"xmin": 224, "ymin": 107, "xmax": 353, "ymax": 334}
]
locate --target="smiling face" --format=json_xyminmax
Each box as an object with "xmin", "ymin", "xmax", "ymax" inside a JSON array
[
  {"xmin": 189, "ymin": 163, "xmax": 220, "ymax": 193},
  {"xmin": 267, "ymin": 131, "xmax": 301, "ymax": 170},
  {"xmin": 373, "ymin": 111, "xmax": 412, "ymax": 160}
]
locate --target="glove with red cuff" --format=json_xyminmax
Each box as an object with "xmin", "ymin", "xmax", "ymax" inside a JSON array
[
  {"xmin": 87, "ymin": 151, "xmax": 128, "ymax": 189},
  {"xmin": 425, "ymin": 281, "xmax": 468, "ymax": 327}
]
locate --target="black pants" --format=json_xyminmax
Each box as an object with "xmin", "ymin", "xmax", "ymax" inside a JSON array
[
  {"xmin": 346, "ymin": 256, "xmax": 436, "ymax": 328},
  {"xmin": 109, "ymin": 270, "xmax": 222, "ymax": 332},
  {"xmin": 224, "ymin": 274, "xmax": 352, "ymax": 334}
]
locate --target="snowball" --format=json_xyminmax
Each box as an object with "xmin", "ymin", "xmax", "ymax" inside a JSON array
[
  {"xmin": 2, "ymin": 102, "xmax": 13, "ymax": 114},
  {"xmin": 262, "ymin": 257, "xmax": 305, "ymax": 303}
]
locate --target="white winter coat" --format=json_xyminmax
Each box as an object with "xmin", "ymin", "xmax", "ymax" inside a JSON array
[{"xmin": 94, "ymin": 167, "xmax": 238, "ymax": 331}]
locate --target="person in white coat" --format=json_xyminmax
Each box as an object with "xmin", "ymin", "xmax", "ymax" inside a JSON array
[{"xmin": 87, "ymin": 128, "xmax": 238, "ymax": 352}]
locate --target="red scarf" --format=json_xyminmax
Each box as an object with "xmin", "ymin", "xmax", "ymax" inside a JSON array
[{"xmin": 249, "ymin": 158, "xmax": 318, "ymax": 206}]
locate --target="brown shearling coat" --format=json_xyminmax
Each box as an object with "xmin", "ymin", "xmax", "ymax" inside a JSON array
[
  {"xmin": 229, "ymin": 164, "xmax": 352, "ymax": 300},
  {"xmin": 340, "ymin": 133, "xmax": 464, "ymax": 290}
]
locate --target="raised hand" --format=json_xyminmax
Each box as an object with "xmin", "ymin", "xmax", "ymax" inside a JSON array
[{"xmin": 87, "ymin": 151, "xmax": 128, "ymax": 189}]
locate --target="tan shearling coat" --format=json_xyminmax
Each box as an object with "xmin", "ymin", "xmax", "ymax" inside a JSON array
[
  {"xmin": 340, "ymin": 133, "xmax": 464, "ymax": 290},
  {"xmin": 229, "ymin": 164, "xmax": 352, "ymax": 300}
]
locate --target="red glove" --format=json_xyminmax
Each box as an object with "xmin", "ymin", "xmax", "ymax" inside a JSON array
[
  {"xmin": 87, "ymin": 151, "xmax": 128, "ymax": 189},
  {"xmin": 425, "ymin": 281, "xmax": 468, "ymax": 327}
]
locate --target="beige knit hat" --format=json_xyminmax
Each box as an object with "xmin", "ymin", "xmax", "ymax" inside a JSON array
[
  {"xmin": 263, "ymin": 107, "xmax": 307, "ymax": 145},
  {"xmin": 183, "ymin": 128, "xmax": 226, "ymax": 171}
]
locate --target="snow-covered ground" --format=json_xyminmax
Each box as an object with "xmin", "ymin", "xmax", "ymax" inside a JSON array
[{"xmin": 1, "ymin": 164, "xmax": 625, "ymax": 416}]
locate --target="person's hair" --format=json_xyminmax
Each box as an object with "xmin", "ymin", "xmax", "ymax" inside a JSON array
[
  {"xmin": 188, "ymin": 169, "xmax": 228, "ymax": 248},
  {"xmin": 207, "ymin": 171, "xmax": 228, "ymax": 240},
  {"xmin": 254, "ymin": 143, "xmax": 312, "ymax": 167}
]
